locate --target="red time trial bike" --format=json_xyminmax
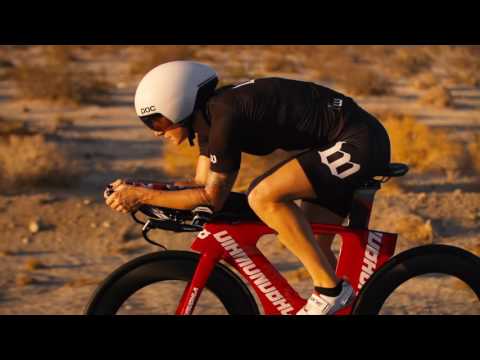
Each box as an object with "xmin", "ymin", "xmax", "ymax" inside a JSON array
[{"xmin": 85, "ymin": 163, "xmax": 480, "ymax": 315}]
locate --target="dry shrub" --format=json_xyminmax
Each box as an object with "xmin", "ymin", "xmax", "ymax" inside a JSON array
[
  {"xmin": 86, "ymin": 45, "xmax": 125, "ymax": 57},
  {"xmin": 221, "ymin": 62, "xmax": 259, "ymax": 85},
  {"xmin": 15, "ymin": 274, "xmax": 35, "ymax": 287},
  {"xmin": 419, "ymin": 86, "xmax": 455, "ymax": 108},
  {"xmin": 0, "ymin": 58, "xmax": 14, "ymax": 68},
  {"xmin": 442, "ymin": 46, "xmax": 480, "ymax": 86},
  {"xmin": 42, "ymin": 45, "xmax": 75, "ymax": 65},
  {"xmin": 13, "ymin": 63, "xmax": 111, "ymax": 104},
  {"xmin": 468, "ymin": 133, "xmax": 480, "ymax": 173},
  {"xmin": 160, "ymin": 140, "xmax": 198, "ymax": 179},
  {"xmin": 263, "ymin": 53, "xmax": 298, "ymax": 73},
  {"xmin": 412, "ymin": 72, "xmax": 439, "ymax": 90},
  {"xmin": 336, "ymin": 67, "xmax": 392, "ymax": 96},
  {"xmin": 380, "ymin": 113, "xmax": 466, "ymax": 174},
  {"xmin": 394, "ymin": 214, "xmax": 434, "ymax": 244},
  {"xmin": 300, "ymin": 47, "xmax": 392, "ymax": 96},
  {"xmin": 129, "ymin": 45, "xmax": 196, "ymax": 77},
  {"xmin": 284, "ymin": 267, "xmax": 310, "ymax": 282},
  {"xmin": 380, "ymin": 179, "xmax": 405, "ymax": 196},
  {"xmin": 24, "ymin": 259, "xmax": 46, "ymax": 271},
  {"xmin": 0, "ymin": 134, "xmax": 81, "ymax": 191},
  {"xmin": 0, "ymin": 116, "xmax": 35, "ymax": 137},
  {"xmin": 0, "ymin": 56, "xmax": 14, "ymax": 80},
  {"xmin": 388, "ymin": 48, "xmax": 433, "ymax": 78},
  {"xmin": 52, "ymin": 115, "xmax": 75, "ymax": 132}
]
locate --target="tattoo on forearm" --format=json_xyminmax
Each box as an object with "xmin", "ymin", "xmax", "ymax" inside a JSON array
[{"xmin": 205, "ymin": 171, "xmax": 238, "ymax": 209}]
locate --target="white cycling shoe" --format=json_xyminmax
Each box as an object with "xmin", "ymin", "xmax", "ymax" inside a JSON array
[{"xmin": 296, "ymin": 281, "xmax": 355, "ymax": 315}]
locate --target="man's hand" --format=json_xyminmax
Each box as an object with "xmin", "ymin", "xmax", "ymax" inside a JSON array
[
  {"xmin": 105, "ymin": 183, "xmax": 145, "ymax": 214},
  {"xmin": 109, "ymin": 179, "xmax": 126, "ymax": 190}
]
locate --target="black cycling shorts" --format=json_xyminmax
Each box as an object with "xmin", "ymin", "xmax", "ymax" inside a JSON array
[{"xmin": 247, "ymin": 105, "xmax": 391, "ymax": 218}]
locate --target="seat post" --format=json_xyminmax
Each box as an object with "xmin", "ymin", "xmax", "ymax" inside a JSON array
[{"xmin": 348, "ymin": 180, "xmax": 381, "ymax": 228}]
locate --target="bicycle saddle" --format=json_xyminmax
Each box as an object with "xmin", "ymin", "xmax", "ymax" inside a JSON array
[
  {"xmin": 214, "ymin": 192, "xmax": 260, "ymax": 222},
  {"xmin": 374, "ymin": 163, "xmax": 409, "ymax": 178}
]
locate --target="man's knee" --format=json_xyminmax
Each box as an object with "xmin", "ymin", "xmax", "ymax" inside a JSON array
[{"xmin": 247, "ymin": 180, "xmax": 281, "ymax": 212}]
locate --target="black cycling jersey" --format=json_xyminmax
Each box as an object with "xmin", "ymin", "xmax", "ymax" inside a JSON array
[
  {"xmin": 196, "ymin": 77, "xmax": 391, "ymax": 217},
  {"xmin": 199, "ymin": 78, "xmax": 356, "ymax": 173}
]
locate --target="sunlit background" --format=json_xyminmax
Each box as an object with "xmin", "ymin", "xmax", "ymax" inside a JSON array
[{"xmin": 0, "ymin": 45, "xmax": 478, "ymax": 314}]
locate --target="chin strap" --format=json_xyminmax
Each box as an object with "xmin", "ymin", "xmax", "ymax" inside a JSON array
[
  {"xmin": 180, "ymin": 114, "xmax": 195, "ymax": 147},
  {"xmin": 187, "ymin": 122, "xmax": 195, "ymax": 146},
  {"xmin": 185, "ymin": 106, "xmax": 210, "ymax": 147}
]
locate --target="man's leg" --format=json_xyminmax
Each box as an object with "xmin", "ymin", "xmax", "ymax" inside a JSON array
[
  {"xmin": 301, "ymin": 201, "xmax": 345, "ymax": 270},
  {"xmin": 247, "ymin": 158, "xmax": 339, "ymax": 288}
]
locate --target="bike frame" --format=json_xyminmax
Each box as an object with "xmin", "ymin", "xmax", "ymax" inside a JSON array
[{"xmin": 175, "ymin": 221, "xmax": 397, "ymax": 315}]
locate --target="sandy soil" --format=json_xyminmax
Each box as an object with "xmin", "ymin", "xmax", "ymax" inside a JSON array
[{"xmin": 0, "ymin": 46, "xmax": 479, "ymax": 315}]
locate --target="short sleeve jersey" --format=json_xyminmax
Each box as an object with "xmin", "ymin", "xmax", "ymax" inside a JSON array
[{"xmin": 198, "ymin": 77, "xmax": 352, "ymax": 173}]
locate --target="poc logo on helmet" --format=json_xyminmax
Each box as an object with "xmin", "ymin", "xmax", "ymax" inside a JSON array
[{"xmin": 141, "ymin": 106, "xmax": 156, "ymax": 115}]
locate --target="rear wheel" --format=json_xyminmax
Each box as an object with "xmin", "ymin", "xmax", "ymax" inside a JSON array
[
  {"xmin": 352, "ymin": 245, "xmax": 480, "ymax": 315},
  {"xmin": 85, "ymin": 251, "xmax": 259, "ymax": 315}
]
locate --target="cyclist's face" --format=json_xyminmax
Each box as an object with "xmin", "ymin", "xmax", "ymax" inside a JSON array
[
  {"xmin": 147, "ymin": 115, "xmax": 187, "ymax": 145},
  {"xmin": 162, "ymin": 126, "xmax": 188, "ymax": 145}
]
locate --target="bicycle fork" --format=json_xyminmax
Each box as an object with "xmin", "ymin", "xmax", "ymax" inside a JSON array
[{"xmin": 175, "ymin": 252, "xmax": 221, "ymax": 315}]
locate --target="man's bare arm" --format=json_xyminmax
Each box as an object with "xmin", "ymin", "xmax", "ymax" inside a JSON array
[
  {"xmin": 203, "ymin": 170, "xmax": 238, "ymax": 210},
  {"xmin": 137, "ymin": 169, "xmax": 238, "ymax": 211}
]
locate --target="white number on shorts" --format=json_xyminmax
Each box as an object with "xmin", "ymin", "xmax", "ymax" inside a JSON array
[{"xmin": 318, "ymin": 141, "xmax": 361, "ymax": 179}]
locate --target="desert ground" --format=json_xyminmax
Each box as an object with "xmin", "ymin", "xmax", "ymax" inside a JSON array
[{"xmin": 0, "ymin": 45, "xmax": 479, "ymax": 314}]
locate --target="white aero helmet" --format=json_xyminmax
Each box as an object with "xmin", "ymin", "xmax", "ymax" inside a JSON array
[{"xmin": 134, "ymin": 60, "xmax": 218, "ymax": 125}]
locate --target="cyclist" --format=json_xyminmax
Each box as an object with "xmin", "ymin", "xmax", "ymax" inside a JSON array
[{"xmin": 105, "ymin": 60, "xmax": 391, "ymax": 315}]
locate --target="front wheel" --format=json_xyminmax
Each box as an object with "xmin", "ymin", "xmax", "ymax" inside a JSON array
[
  {"xmin": 85, "ymin": 251, "xmax": 259, "ymax": 315},
  {"xmin": 352, "ymin": 244, "xmax": 480, "ymax": 315}
]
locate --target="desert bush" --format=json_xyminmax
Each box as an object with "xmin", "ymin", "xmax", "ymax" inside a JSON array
[
  {"xmin": 379, "ymin": 113, "xmax": 467, "ymax": 174},
  {"xmin": 378, "ymin": 114, "xmax": 469, "ymax": 173},
  {"xmin": 0, "ymin": 56, "xmax": 14, "ymax": 80},
  {"xmin": 52, "ymin": 115, "xmax": 75, "ymax": 132},
  {"xmin": 284, "ymin": 267, "xmax": 310, "ymax": 282},
  {"xmin": 380, "ymin": 179, "xmax": 405, "ymax": 196},
  {"xmin": 263, "ymin": 52, "xmax": 298, "ymax": 73},
  {"xmin": 0, "ymin": 134, "xmax": 82, "ymax": 191},
  {"xmin": 394, "ymin": 214, "xmax": 434, "ymax": 244},
  {"xmin": 24, "ymin": 258, "xmax": 46, "ymax": 271},
  {"xmin": 468, "ymin": 133, "xmax": 480, "ymax": 173},
  {"xmin": 419, "ymin": 86, "xmax": 455, "ymax": 108},
  {"xmin": 301, "ymin": 48, "xmax": 392, "ymax": 96},
  {"xmin": 13, "ymin": 62, "xmax": 111, "ymax": 104},
  {"xmin": 159, "ymin": 141, "xmax": 198, "ymax": 180},
  {"xmin": 42, "ymin": 45, "xmax": 75, "ymax": 65},
  {"xmin": 336, "ymin": 67, "xmax": 392, "ymax": 96},
  {"xmin": 0, "ymin": 116, "xmax": 35, "ymax": 137},
  {"xmin": 411, "ymin": 72, "xmax": 439, "ymax": 90},
  {"xmin": 387, "ymin": 47, "xmax": 433, "ymax": 78},
  {"xmin": 442, "ymin": 47, "xmax": 480, "ymax": 87},
  {"xmin": 220, "ymin": 61, "xmax": 260, "ymax": 85},
  {"xmin": 129, "ymin": 45, "xmax": 196, "ymax": 77},
  {"xmin": 15, "ymin": 274, "xmax": 35, "ymax": 286},
  {"xmin": 87, "ymin": 45, "xmax": 125, "ymax": 57}
]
